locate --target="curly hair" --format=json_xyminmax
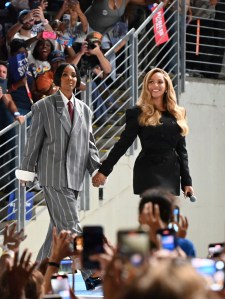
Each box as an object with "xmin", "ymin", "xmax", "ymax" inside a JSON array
[{"xmin": 136, "ymin": 68, "xmax": 189, "ymax": 136}]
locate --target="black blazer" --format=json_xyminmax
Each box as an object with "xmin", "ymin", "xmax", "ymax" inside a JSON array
[{"xmin": 99, "ymin": 106, "xmax": 192, "ymax": 195}]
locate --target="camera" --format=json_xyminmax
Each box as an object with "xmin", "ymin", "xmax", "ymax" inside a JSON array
[
  {"xmin": 82, "ymin": 226, "xmax": 104, "ymax": 269},
  {"xmin": 87, "ymin": 42, "xmax": 96, "ymax": 50},
  {"xmin": 30, "ymin": 0, "xmax": 41, "ymax": 9}
]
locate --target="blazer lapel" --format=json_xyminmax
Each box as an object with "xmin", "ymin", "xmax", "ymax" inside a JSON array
[
  {"xmin": 54, "ymin": 91, "xmax": 71, "ymax": 135},
  {"xmin": 71, "ymin": 95, "xmax": 83, "ymax": 136}
]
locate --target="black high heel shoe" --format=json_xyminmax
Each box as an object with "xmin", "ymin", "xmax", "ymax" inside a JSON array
[{"xmin": 85, "ymin": 276, "xmax": 103, "ymax": 290}]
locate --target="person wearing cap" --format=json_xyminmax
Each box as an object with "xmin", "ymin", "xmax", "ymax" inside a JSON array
[
  {"xmin": 7, "ymin": 9, "xmax": 36, "ymax": 43},
  {"xmin": 7, "ymin": 5, "xmax": 52, "ymax": 46},
  {"xmin": 70, "ymin": 31, "xmax": 117, "ymax": 124}
]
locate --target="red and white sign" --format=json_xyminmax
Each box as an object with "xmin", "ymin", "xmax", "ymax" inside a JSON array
[{"xmin": 151, "ymin": 4, "xmax": 169, "ymax": 45}]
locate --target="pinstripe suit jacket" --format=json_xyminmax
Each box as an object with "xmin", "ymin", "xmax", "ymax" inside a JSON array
[{"xmin": 21, "ymin": 91, "xmax": 100, "ymax": 191}]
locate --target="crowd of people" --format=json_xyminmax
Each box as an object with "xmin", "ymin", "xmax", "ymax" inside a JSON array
[
  {"xmin": 1, "ymin": 188, "xmax": 225, "ymax": 299},
  {"xmin": 0, "ymin": 0, "xmax": 224, "ymax": 130},
  {"xmin": 0, "ymin": 0, "xmax": 224, "ymax": 298}
]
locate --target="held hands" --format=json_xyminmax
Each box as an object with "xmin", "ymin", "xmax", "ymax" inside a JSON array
[{"xmin": 92, "ymin": 172, "xmax": 107, "ymax": 187}]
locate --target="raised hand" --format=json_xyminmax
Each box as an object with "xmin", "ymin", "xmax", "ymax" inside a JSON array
[
  {"xmin": 3, "ymin": 222, "xmax": 27, "ymax": 252},
  {"xmin": 49, "ymin": 227, "xmax": 77, "ymax": 263},
  {"xmin": 176, "ymin": 214, "xmax": 189, "ymax": 238},
  {"xmin": 6, "ymin": 249, "xmax": 37, "ymax": 298}
]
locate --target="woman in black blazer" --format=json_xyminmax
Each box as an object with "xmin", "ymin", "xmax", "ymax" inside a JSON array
[{"xmin": 92, "ymin": 68, "xmax": 194, "ymax": 196}]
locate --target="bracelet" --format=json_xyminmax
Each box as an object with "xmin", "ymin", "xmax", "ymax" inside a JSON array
[
  {"xmin": 14, "ymin": 112, "xmax": 21, "ymax": 117},
  {"xmin": 42, "ymin": 19, "xmax": 49, "ymax": 26},
  {"xmin": 48, "ymin": 261, "xmax": 60, "ymax": 268}
]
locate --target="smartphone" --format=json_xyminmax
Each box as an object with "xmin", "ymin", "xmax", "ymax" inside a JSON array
[
  {"xmin": 0, "ymin": 78, "xmax": 8, "ymax": 94},
  {"xmin": 117, "ymin": 229, "xmax": 150, "ymax": 264},
  {"xmin": 82, "ymin": 226, "xmax": 104, "ymax": 269},
  {"xmin": 63, "ymin": 14, "xmax": 70, "ymax": 29},
  {"xmin": 173, "ymin": 206, "xmax": 180, "ymax": 223},
  {"xmin": 43, "ymin": 295, "xmax": 62, "ymax": 299},
  {"xmin": 117, "ymin": 229, "xmax": 150, "ymax": 283},
  {"xmin": 31, "ymin": 0, "xmax": 41, "ymax": 9},
  {"xmin": 74, "ymin": 235, "xmax": 83, "ymax": 251},
  {"xmin": 191, "ymin": 258, "xmax": 225, "ymax": 291},
  {"xmin": 208, "ymin": 243, "xmax": 225, "ymax": 257},
  {"xmin": 157, "ymin": 228, "xmax": 177, "ymax": 251},
  {"xmin": 42, "ymin": 31, "xmax": 57, "ymax": 40},
  {"xmin": 51, "ymin": 273, "xmax": 70, "ymax": 299},
  {"xmin": 60, "ymin": 259, "xmax": 73, "ymax": 274}
]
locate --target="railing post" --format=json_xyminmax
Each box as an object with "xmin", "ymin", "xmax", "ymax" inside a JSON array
[
  {"xmin": 79, "ymin": 76, "xmax": 93, "ymax": 211},
  {"xmin": 126, "ymin": 31, "xmax": 136, "ymax": 156},
  {"xmin": 16, "ymin": 121, "xmax": 26, "ymax": 231},
  {"xmin": 174, "ymin": 0, "xmax": 180, "ymax": 101},
  {"xmin": 180, "ymin": 0, "xmax": 186, "ymax": 92}
]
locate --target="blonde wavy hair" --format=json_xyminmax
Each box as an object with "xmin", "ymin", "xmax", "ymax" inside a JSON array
[{"xmin": 137, "ymin": 68, "xmax": 189, "ymax": 136}]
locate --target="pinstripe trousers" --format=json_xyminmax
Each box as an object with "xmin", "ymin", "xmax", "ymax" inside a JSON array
[{"xmin": 37, "ymin": 186, "xmax": 91, "ymax": 280}]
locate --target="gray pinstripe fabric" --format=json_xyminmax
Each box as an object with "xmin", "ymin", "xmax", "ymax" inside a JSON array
[
  {"xmin": 21, "ymin": 91, "xmax": 100, "ymax": 273},
  {"xmin": 36, "ymin": 186, "xmax": 81, "ymax": 261},
  {"xmin": 21, "ymin": 90, "xmax": 100, "ymax": 190}
]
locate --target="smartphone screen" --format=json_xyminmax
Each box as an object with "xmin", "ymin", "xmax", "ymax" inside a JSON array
[
  {"xmin": 51, "ymin": 274, "xmax": 70, "ymax": 299},
  {"xmin": 117, "ymin": 229, "xmax": 150, "ymax": 283},
  {"xmin": 42, "ymin": 31, "xmax": 57, "ymax": 40},
  {"xmin": 0, "ymin": 78, "xmax": 8, "ymax": 94},
  {"xmin": 74, "ymin": 235, "xmax": 83, "ymax": 251},
  {"xmin": 82, "ymin": 226, "xmax": 104, "ymax": 269},
  {"xmin": 208, "ymin": 243, "xmax": 225, "ymax": 257},
  {"xmin": 157, "ymin": 229, "xmax": 176, "ymax": 251},
  {"xmin": 117, "ymin": 229, "xmax": 150, "ymax": 261},
  {"xmin": 60, "ymin": 259, "xmax": 73, "ymax": 274},
  {"xmin": 191, "ymin": 258, "xmax": 225, "ymax": 291},
  {"xmin": 173, "ymin": 206, "xmax": 180, "ymax": 223}
]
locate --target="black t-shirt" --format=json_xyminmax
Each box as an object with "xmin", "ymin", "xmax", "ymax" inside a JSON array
[{"xmin": 72, "ymin": 43, "xmax": 100, "ymax": 77}]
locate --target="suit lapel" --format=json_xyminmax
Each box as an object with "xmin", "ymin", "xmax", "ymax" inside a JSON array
[
  {"xmin": 71, "ymin": 95, "xmax": 83, "ymax": 136},
  {"xmin": 54, "ymin": 91, "xmax": 71, "ymax": 135}
]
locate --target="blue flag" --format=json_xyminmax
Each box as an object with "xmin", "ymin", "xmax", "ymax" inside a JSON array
[{"xmin": 8, "ymin": 53, "xmax": 29, "ymax": 82}]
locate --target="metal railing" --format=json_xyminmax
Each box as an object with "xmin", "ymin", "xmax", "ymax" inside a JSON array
[
  {"xmin": 186, "ymin": 0, "xmax": 225, "ymax": 79},
  {"xmin": 1, "ymin": 0, "xmax": 223, "ymax": 232}
]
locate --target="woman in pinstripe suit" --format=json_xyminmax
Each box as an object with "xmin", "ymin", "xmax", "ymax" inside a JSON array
[{"xmin": 16, "ymin": 63, "xmax": 101, "ymax": 289}]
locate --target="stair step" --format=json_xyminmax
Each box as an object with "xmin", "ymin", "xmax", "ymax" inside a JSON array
[
  {"xmin": 96, "ymin": 136, "xmax": 120, "ymax": 150},
  {"xmin": 94, "ymin": 125, "xmax": 124, "ymax": 139}
]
